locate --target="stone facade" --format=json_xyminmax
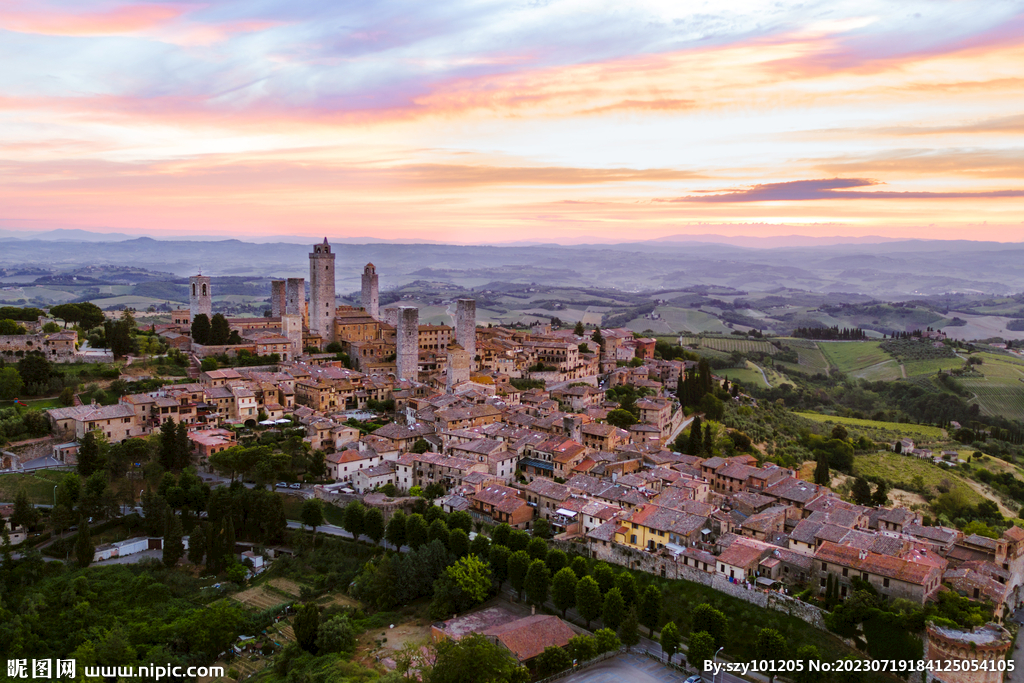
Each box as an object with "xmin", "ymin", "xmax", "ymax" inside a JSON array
[
  {"xmin": 271, "ymin": 280, "xmax": 286, "ymax": 318},
  {"xmin": 456, "ymin": 298, "xmax": 476, "ymax": 366},
  {"xmin": 396, "ymin": 306, "xmax": 419, "ymax": 381},
  {"xmin": 308, "ymin": 238, "xmax": 336, "ymax": 343},
  {"xmin": 285, "ymin": 278, "xmax": 305, "ymax": 317},
  {"xmin": 189, "ymin": 274, "xmax": 212, "ymax": 323},
  {"xmin": 925, "ymin": 624, "xmax": 1011, "ymax": 683},
  {"xmin": 446, "ymin": 342, "xmax": 470, "ymax": 393},
  {"xmin": 282, "ymin": 314, "xmax": 304, "ymax": 358},
  {"xmin": 0, "ymin": 331, "xmax": 78, "ymax": 363},
  {"xmin": 361, "ymin": 263, "xmax": 379, "ymax": 320}
]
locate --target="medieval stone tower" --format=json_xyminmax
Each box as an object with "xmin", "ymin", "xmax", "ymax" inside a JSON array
[
  {"xmin": 308, "ymin": 238, "xmax": 336, "ymax": 344},
  {"xmin": 189, "ymin": 274, "xmax": 212, "ymax": 323},
  {"xmin": 446, "ymin": 342, "xmax": 470, "ymax": 393},
  {"xmin": 361, "ymin": 263, "xmax": 379, "ymax": 320},
  {"xmin": 455, "ymin": 299, "xmax": 476, "ymax": 369},
  {"xmin": 270, "ymin": 280, "xmax": 286, "ymax": 318},
  {"xmin": 285, "ymin": 278, "xmax": 305, "ymax": 317},
  {"xmin": 281, "ymin": 314, "xmax": 303, "ymax": 361},
  {"xmin": 396, "ymin": 306, "xmax": 419, "ymax": 381}
]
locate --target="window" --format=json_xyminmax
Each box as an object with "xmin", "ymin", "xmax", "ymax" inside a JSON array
[
  {"xmin": 862, "ymin": 572, "xmax": 868, "ymax": 582},
  {"xmin": 630, "ymin": 534, "xmax": 637, "ymax": 544},
  {"xmin": 842, "ymin": 568, "xmax": 848, "ymax": 577},
  {"xmin": 821, "ymin": 562, "xmax": 827, "ymax": 570}
]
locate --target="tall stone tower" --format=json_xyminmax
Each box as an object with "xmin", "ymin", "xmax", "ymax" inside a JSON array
[
  {"xmin": 361, "ymin": 263, "xmax": 379, "ymax": 320},
  {"xmin": 308, "ymin": 238, "xmax": 336, "ymax": 344},
  {"xmin": 455, "ymin": 299, "xmax": 476, "ymax": 369},
  {"xmin": 446, "ymin": 342, "xmax": 470, "ymax": 393},
  {"xmin": 285, "ymin": 278, "xmax": 305, "ymax": 316},
  {"xmin": 281, "ymin": 314, "xmax": 303, "ymax": 362},
  {"xmin": 396, "ymin": 306, "xmax": 419, "ymax": 381},
  {"xmin": 270, "ymin": 281, "xmax": 286, "ymax": 318},
  {"xmin": 189, "ymin": 274, "xmax": 212, "ymax": 323}
]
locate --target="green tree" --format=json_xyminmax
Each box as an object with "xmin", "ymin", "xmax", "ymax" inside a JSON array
[
  {"xmin": 17, "ymin": 353, "xmax": 52, "ymax": 387},
  {"xmin": 567, "ymin": 634, "xmax": 597, "ymax": 663},
  {"xmin": 316, "ymin": 614, "xmax": 356, "ymax": 654},
  {"xmin": 525, "ymin": 558, "xmax": 551, "ymax": 606},
  {"xmin": 11, "ymin": 488, "xmax": 39, "ymax": 530},
  {"xmin": 490, "ymin": 522, "xmax": 511, "ymax": 547},
  {"xmin": 639, "ymin": 584, "xmax": 661, "ymax": 637},
  {"xmin": 527, "ymin": 536, "xmax": 548, "ymax": 561},
  {"xmin": 188, "ymin": 522, "xmax": 207, "ymax": 565},
  {"xmin": 575, "ymin": 575, "xmax": 602, "ymax": 628},
  {"xmin": 209, "ymin": 314, "xmax": 231, "ymax": 346},
  {"xmin": 834, "ymin": 657, "xmax": 866, "ymax": 683},
  {"xmin": 593, "ymin": 628, "xmax": 620, "ymax": 654},
  {"xmin": 0, "ymin": 367, "xmax": 24, "ymax": 400},
  {"xmin": 77, "ymin": 431, "xmax": 104, "ymax": 478},
  {"xmin": 449, "ymin": 528, "xmax": 470, "ymax": 557},
  {"xmin": 551, "ymin": 567, "xmax": 578, "ymax": 617},
  {"xmin": 508, "ymin": 529, "xmax": 530, "ymax": 552},
  {"xmin": 755, "ymin": 628, "xmax": 787, "ymax": 683},
  {"xmin": 592, "ymin": 562, "xmax": 615, "ymax": 594},
  {"xmin": 606, "ymin": 408, "xmax": 637, "ymax": 429},
  {"xmin": 448, "ymin": 510, "xmax": 472, "ymax": 533},
  {"xmin": 691, "ymin": 603, "xmax": 728, "ymax": 648},
  {"xmin": 163, "ymin": 511, "xmax": 184, "ymax": 568},
  {"xmin": 686, "ymin": 416, "xmax": 703, "ymax": 454},
  {"xmin": 508, "ymin": 549, "xmax": 531, "ymax": 600},
  {"xmin": 58, "ymin": 385, "xmax": 76, "ymax": 406},
  {"xmin": 688, "ymin": 631, "xmax": 716, "ymax": 674},
  {"xmin": 793, "ymin": 645, "xmax": 822, "ymax": 683},
  {"xmin": 430, "ymin": 553, "xmax": 492, "ymax": 618},
  {"xmin": 532, "ymin": 517, "xmax": 551, "ymax": 539},
  {"xmin": 405, "ymin": 513, "xmax": 428, "ymax": 549},
  {"xmin": 535, "ymin": 646, "xmax": 572, "ymax": 677},
  {"xmin": 619, "ymin": 608, "xmax": 640, "ymax": 651},
  {"xmin": 301, "ymin": 498, "xmax": 325, "ymax": 534},
  {"xmin": 343, "ymin": 500, "xmax": 365, "ymax": 539},
  {"xmin": 429, "ymin": 632, "xmax": 529, "ymax": 683},
  {"xmin": 570, "ymin": 555, "xmax": 588, "ymax": 578},
  {"xmin": 814, "ymin": 451, "xmax": 830, "ymax": 486},
  {"xmin": 191, "ymin": 314, "xmax": 211, "ymax": 345},
  {"xmin": 385, "ymin": 510, "xmax": 407, "ymax": 549},
  {"xmin": 470, "ymin": 533, "xmax": 490, "ymax": 558},
  {"xmin": 174, "ymin": 420, "xmax": 191, "ymax": 470},
  {"xmin": 545, "ymin": 548, "xmax": 567, "ymax": 574},
  {"xmin": 294, "ymin": 602, "xmax": 320, "ymax": 654},
  {"xmin": 75, "ymin": 517, "xmax": 94, "ymax": 568},
  {"xmin": 428, "ymin": 518, "xmax": 450, "ymax": 548},
  {"xmin": 615, "ymin": 572, "xmax": 638, "ymax": 607},
  {"xmin": 602, "ymin": 587, "xmax": 625, "ymax": 631},
  {"xmin": 488, "ymin": 543, "xmax": 510, "ymax": 588},
  {"xmin": 574, "ymin": 321, "xmax": 585, "ymax": 336},
  {"xmin": 364, "ymin": 507, "xmax": 385, "ymax": 545},
  {"xmin": 660, "ymin": 620, "xmax": 681, "ymax": 665},
  {"xmin": 851, "ymin": 477, "xmax": 873, "ymax": 506}
]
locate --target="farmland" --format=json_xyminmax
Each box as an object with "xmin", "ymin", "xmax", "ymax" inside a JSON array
[
  {"xmin": 854, "ymin": 453, "xmax": 985, "ymax": 506},
  {"xmin": 678, "ymin": 336, "xmax": 779, "ymax": 355},
  {"xmin": 959, "ymin": 352, "xmax": 1024, "ymax": 421},
  {"xmin": 721, "ymin": 365, "xmax": 768, "ymax": 389},
  {"xmin": 817, "ymin": 341, "xmax": 894, "ymax": 375},
  {"xmin": 902, "ymin": 358, "xmax": 966, "ymax": 377},
  {"xmin": 780, "ymin": 338, "xmax": 831, "ymax": 375},
  {"xmin": 0, "ymin": 469, "xmax": 68, "ymax": 504},
  {"xmin": 797, "ymin": 412, "xmax": 947, "ymax": 442}
]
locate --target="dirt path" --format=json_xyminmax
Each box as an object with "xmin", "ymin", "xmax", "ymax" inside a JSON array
[
  {"xmin": 900, "ymin": 364, "xmax": 907, "ymax": 378},
  {"xmin": 963, "ymin": 479, "xmax": 1018, "ymax": 517}
]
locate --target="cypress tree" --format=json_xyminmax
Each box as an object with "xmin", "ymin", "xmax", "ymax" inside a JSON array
[
  {"xmin": 702, "ymin": 422, "xmax": 714, "ymax": 455},
  {"xmin": 686, "ymin": 416, "xmax": 703, "ymax": 455},
  {"xmin": 163, "ymin": 510, "xmax": 184, "ymax": 567},
  {"xmin": 75, "ymin": 517, "xmax": 94, "ymax": 568},
  {"xmin": 175, "ymin": 420, "xmax": 191, "ymax": 470}
]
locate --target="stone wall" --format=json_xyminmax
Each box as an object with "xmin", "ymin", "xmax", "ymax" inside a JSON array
[
  {"xmin": 0, "ymin": 332, "xmax": 78, "ymax": 363},
  {"xmin": 285, "ymin": 278, "xmax": 304, "ymax": 316},
  {"xmin": 271, "ymin": 281, "xmax": 286, "ymax": 318},
  {"xmin": 589, "ymin": 539, "xmax": 828, "ymax": 630}
]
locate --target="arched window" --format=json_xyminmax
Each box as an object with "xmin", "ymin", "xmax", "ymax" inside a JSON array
[
  {"xmin": 202, "ymin": 284, "xmax": 207, "ymax": 296},
  {"xmin": 192, "ymin": 283, "xmax": 196, "ymax": 296}
]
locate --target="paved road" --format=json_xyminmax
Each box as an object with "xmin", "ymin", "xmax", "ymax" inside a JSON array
[
  {"xmin": 665, "ymin": 414, "xmax": 696, "ymax": 447},
  {"xmin": 561, "ymin": 652, "xmax": 688, "ymax": 683}
]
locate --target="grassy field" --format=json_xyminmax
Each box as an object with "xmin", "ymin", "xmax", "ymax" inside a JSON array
[
  {"xmin": 817, "ymin": 341, "xmax": 894, "ymax": 374},
  {"xmin": 902, "ymin": 358, "xmax": 965, "ymax": 377},
  {"xmin": 781, "ymin": 338, "xmax": 831, "ymax": 375},
  {"xmin": 0, "ymin": 469, "xmax": 68, "ymax": 504},
  {"xmin": 854, "ymin": 453, "xmax": 986, "ymax": 505},
  {"xmin": 655, "ymin": 307, "xmax": 732, "ymax": 334},
  {"xmin": 958, "ymin": 353, "xmax": 1024, "ymax": 421},
  {"xmin": 279, "ymin": 493, "xmax": 346, "ymax": 526},
  {"xmin": 797, "ymin": 412, "xmax": 946, "ymax": 442},
  {"xmin": 0, "ymin": 396, "xmax": 62, "ymax": 409},
  {"xmin": 679, "ymin": 336, "xmax": 779, "ymax": 355},
  {"xmin": 721, "ymin": 365, "xmax": 768, "ymax": 389}
]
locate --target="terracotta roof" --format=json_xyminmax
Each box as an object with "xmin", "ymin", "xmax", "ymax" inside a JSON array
[
  {"xmin": 486, "ymin": 614, "xmax": 576, "ymax": 661},
  {"xmin": 815, "ymin": 541, "xmax": 938, "ymax": 585}
]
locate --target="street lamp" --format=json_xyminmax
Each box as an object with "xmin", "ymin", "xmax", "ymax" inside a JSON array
[
  {"xmin": 53, "ymin": 484, "xmax": 58, "ymax": 506},
  {"xmin": 713, "ymin": 647, "xmax": 724, "ymax": 683}
]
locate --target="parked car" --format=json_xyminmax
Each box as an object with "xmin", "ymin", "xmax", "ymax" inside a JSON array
[
  {"xmin": 685, "ymin": 677, "xmax": 704, "ymax": 683},
  {"xmin": 276, "ymin": 482, "xmax": 288, "ymax": 488},
  {"xmin": 289, "ymin": 483, "xmax": 301, "ymax": 489}
]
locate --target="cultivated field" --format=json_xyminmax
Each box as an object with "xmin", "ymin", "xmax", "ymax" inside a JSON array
[
  {"xmin": 959, "ymin": 353, "xmax": 1024, "ymax": 421},
  {"xmin": 232, "ymin": 578, "xmax": 303, "ymax": 611},
  {"xmin": 796, "ymin": 412, "xmax": 946, "ymax": 442},
  {"xmin": 781, "ymin": 338, "xmax": 831, "ymax": 375},
  {"xmin": 902, "ymin": 358, "xmax": 965, "ymax": 377},
  {"xmin": 853, "ymin": 453, "xmax": 984, "ymax": 505},
  {"xmin": 721, "ymin": 366, "xmax": 768, "ymax": 389},
  {"xmin": 655, "ymin": 307, "xmax": 732, "ymax": 334},
  {"xmin": 0, "ymin": 469, "xmax": 69, "ymax": 504},
  {"xmin": 679, "ymin": 336, "xmax": 779, "ymax": 355},
  {"xmin": 817, "ymin": 341, "xmax": 893, "ymax": 375}
]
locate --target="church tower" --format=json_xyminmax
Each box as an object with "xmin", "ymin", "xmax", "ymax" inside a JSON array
[
  {"xmin": 189, "ymin": 274, "xmax": 212, "ymax": 323},
  {"xmin": 309, "ymin": 238, "xmax": 336, "ymax": 345},
  {"xmin": 361, "ymin": 263, "xmax": 379, "ymax": 320}
]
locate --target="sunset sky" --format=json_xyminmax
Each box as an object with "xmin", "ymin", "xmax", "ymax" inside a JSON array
[{"xmin": 1, "ymin": 0, "xmax": 1023, "ymax": 244}]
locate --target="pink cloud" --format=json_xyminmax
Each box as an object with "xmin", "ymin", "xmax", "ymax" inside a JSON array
[{"xmin": 0, "ymin": 3, "xmax": 189, "ymax": 36}]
